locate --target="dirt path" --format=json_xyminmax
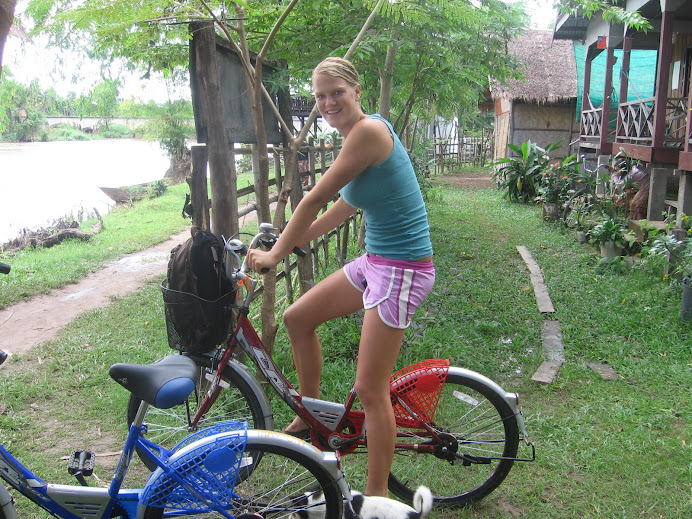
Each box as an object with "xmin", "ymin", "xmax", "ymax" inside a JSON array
[{"xmin": 0, "ymin": 229, "xmax": 192, "ymax": 356}]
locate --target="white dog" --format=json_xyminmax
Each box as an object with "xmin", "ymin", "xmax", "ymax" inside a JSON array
[{"xmin": 291, "ymin": 485, "xmax": 433, "ymax": 519}]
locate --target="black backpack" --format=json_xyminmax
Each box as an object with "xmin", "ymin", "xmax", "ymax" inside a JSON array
[{"xmin": 162, "ymin": 229, "xmax": 235, "ymax": 352}]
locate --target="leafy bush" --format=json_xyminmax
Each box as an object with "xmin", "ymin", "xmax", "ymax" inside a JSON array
[
  {"xmin": 493, "ymin": 140, "xmax": 560, "ymax": 203},
  {"xmin": 98, "ymin": 123, "xmax": 135, "ymax": 138},
  {"xmin": 148, "ymin": 180, "xmax": 168, "ymax": 199},
  {"xmin": 46, "ymin": 124, "xmax": 94, "ymax": 141}
]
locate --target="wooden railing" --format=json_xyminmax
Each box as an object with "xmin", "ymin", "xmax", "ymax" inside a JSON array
[
  {"xmin": 614, "ymin": 96, "xmax": 688, "ymax": 148},
  {"xmin": 616, "ymin": 97, "xmax": 655, "ymax": 144},
  {"xmin": 664, "ymin": 97, "xmax": 688, "ymax": 148},
  {"xmin": 580, "ymin": 95, "xmax": 603, "ymax": 143}
]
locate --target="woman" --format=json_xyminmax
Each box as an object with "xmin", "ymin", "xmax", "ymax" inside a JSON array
[{"xmin": 246, "ymin": 57, "xmax": 435, "ymax": 497}]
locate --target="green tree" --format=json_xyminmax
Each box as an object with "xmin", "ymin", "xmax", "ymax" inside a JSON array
[
  {"xmin": 0, "ymin": 0, "xmax": 17, "ymax": 79},
  {"xmin": 138, "ymin": 99, "xmax": 194, "ymax": 163},
  {"xmin": 89, "ymin": 78, "xmax": 120, "ymax": 129},
  {"xmin": 555, "ymin": 0, "xmax": 651, "ymax": 31},
  {"xmin": 0, "ymin": 75, "xmax": 47, "ymax": 141}
]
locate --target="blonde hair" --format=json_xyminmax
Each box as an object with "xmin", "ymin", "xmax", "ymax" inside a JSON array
[{"xmin": 312, "ymin": 57, "xmax": 359, "ymax": 87}]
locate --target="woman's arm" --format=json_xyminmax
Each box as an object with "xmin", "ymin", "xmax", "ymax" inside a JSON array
[
  {"xmin": 297, "ymin": 198, "xmax": 357, "ymax": 247},
  {"xmin": 247, "ymin": 118, "xmax": 391, "ymax": 271}
]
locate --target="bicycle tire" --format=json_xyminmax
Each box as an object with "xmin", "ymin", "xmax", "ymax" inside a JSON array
[
  {"xmin": 141, "ymin": 436, "xmax": 344, "ymax": 519},
  {"xmin": 127, "ymin": 354, "xmax": 268, "ymax": 471},
  {"xmin": 387, "ymin": 372, "xmax": 520, "ymax": 507}
]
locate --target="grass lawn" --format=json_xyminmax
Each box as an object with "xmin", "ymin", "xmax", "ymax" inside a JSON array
[{"xmin": 0, "ymin": 172, "xmax": 690, "ymax": 518}]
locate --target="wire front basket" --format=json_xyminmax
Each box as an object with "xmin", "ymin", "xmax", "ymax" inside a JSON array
[{"xmin": 161, "ymin": 280, "xmax": 234, "ymax": 353}]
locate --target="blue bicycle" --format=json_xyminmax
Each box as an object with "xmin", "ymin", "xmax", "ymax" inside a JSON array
[{"xmin": 0, "ymin": 260, "xmax": 347, "ymax": 519}]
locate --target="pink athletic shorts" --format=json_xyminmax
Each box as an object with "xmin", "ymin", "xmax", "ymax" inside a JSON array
[{"xmin": 343, "ymin": 253, "xmax": 435, "ymax": 329}]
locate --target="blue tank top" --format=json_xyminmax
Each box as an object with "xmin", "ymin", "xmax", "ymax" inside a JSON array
[{"xmin": 340, "ymin": 114, "xmax": 433, "ymax": 260}]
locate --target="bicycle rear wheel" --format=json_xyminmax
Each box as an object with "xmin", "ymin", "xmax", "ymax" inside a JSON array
[
  {"xmin": 127, "ymin": 353, "xmax": 269, "ymax": 471},
  {"xmin": 388, "ymin": 371, "xmax": 520, "ymax": 507},
  {"xmin": 141, "ymin": 436, "xmax": 344, "ymax": 519}
]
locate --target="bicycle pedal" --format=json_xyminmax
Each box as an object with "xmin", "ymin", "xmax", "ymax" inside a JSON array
[{"xmin": 68, "ymin": 450, "xmax": 95, "ymax": 476}]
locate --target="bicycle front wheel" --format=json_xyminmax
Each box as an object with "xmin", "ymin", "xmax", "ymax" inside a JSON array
[
  {"xmin": 127, "ymin": 353, "xmax": 269, "ymax": 471},
  {"xmin": 388, "ymin": 371, "xmax": 520, "ymax": 507},
  {"xmin": 141, "ymin": 435, "xmax": 344, "ymax": 519}
]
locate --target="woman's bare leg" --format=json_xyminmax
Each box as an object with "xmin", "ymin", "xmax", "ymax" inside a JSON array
[
  {"xmin": 282, "ymin": 269, "xmax": 363, "ymax": 432},
  {"xmin": 353, "ymin": 308, "xmax": 406, "ymax": 497}
]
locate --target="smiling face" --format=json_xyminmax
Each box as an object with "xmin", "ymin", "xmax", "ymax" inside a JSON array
[{"xmin": 312, "ymin": 73, "xmax": 363, "ymax": 134}]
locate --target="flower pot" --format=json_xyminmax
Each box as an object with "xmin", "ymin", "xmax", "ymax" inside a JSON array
[
  {"xmin": 681, "ymin": 275, "xmax": 692, "ymax": 322},
  {"xmin": 542, "ymin": 202, "xmax": 559, "ymax": 221},
  {"xmin": 599, "ymin": 241, "xmax": 623, "ymax": 259}
]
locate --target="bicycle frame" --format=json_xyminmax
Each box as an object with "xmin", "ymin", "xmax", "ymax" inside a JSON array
[
  {"xmin": 0, "ymin": 400, "xmax": 349, "ymax": 519},
  {"xmin": 0, "ymin": 417, "xmax": 146, "ymax": 518},
  {"xmin": 204, "ymin": 306, "xmax": 531, "ymax": 459}
]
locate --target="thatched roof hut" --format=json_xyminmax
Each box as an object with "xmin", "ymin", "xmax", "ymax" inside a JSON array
[
  {"xmin": 492, "ymin": 30, "xmax": 577, "ymax": 103},
  {"xmin": 491, "ymin": 30, "xmax": 578, "ymax": 160}
]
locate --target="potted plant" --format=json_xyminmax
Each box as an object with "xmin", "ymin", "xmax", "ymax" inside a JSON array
[
  {"xmin": 588, "ymin": 216, "xmax": 632, "ymax": 258},
  {"xmin": 535, "ymin": 154, "xmax": 577, "ymax": 221},
  {"xmin": 648, "ymin": 234, "xmax": 692, "ymax": 321},
  {"xmin": 568, "ymin": 199, "xmax": 594, "ymax": 243}
]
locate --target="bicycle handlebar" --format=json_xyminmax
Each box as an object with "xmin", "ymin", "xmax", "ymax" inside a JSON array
[{"xmin": 224, "ymin": 224, "xmax": 306, "ymax": 278}]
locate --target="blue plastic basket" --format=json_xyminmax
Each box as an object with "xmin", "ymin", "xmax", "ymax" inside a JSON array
[{"xmin": 141, "ymin": 421, "xmax": 248, "ymax": 512}]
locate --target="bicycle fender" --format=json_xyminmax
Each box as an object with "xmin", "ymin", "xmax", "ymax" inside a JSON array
[
  {"xmin": 136, "ymin": 429, "xmax": 350, "ymax": 518},
  {"xmin": 0, "ymin": 483, "xmax": 17, "ymax": 519},
  {"xmin": 226, "ymin": 359, "xmax": 275, "ymax": 431},
  {"xmin": 447, "ymin": 366, "xmax": 521, "ymax": 414},
  {"xmin": 245, "ymin": 429, "xmax": 352, "ymax": 501}
]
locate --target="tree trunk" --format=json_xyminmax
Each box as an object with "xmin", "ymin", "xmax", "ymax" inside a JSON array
[
  {"xmin": 192, "ymin": 22, "xmax": 238, "ymax": 240},
  {"xmin": 378, "ymin": 44, "xmax": 397, "ymax": 120},
  {"xmin": 0, "ymin": 0, "xmax": 17, "ymax": 79},
  {"xmin": 235, "ymin": 5, "xmax": 278, "ymax": 354}
]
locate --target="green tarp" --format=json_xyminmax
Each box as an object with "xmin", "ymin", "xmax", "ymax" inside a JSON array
[{"xmin": 574, "ymin": 42, "xmax": 658, "ymax": 120}]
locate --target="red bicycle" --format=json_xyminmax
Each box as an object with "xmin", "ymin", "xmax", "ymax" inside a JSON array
[{"xmin": 127, "ymin": 224, "xmax": 535, "ymax": 507}]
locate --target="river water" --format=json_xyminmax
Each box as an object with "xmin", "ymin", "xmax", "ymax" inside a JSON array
[{"xmin": 0, "ymin": 139, "xmax": 170, "ymax": 245}]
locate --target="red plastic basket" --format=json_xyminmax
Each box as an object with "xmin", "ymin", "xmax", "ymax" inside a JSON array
[{"xmin": 390, "ymin": 359, "xmax": 449, "ymax": 427}]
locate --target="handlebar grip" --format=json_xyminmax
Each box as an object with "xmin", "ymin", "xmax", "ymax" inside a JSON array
[
  {"xmin": 261, "ymin": 268, "xmax": 270, "ymax": 274},
  {"xmin": 292, "ymin": 246, "xmax": 307, "ymax": 257},
  {"xmin": 0, "ymin": 262, "xmax": 10, "ymax": 275}
]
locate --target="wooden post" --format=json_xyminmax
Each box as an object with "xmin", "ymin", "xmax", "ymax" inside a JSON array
[
  {"xmin": 308, "ymin": 138, "xmax": 316, "ymax": 187},
  {"xmin": 274, "ymin": 149, "xmax": 282, "ymax": 192},
  {"xmin": 616, "ymin": 37, "xmax": 632, "ymax": 144},
  {"xmin": 600, "ymin": 46, "xmax": 615, "ymax": 154},
  {"xmin": 581, "ymin": 52, "xmax": 593, "ymax": 140},
  {"xmin": 341, "ymin": 219, "xmax": 350, "ymax": 265},
  {"xmin": 652, "ymin": 10, "xmax": 674, "ymax": 149},
  {"xmin": 191, "ymin": 21, "xmax": 238, "ymax": 239},
  {"xmin": 189, "ymin": 144, "xmax": 211, "ymax": 230},
  {"xmin": 320, "ymin": 138, "xmax": 326, "ymax": 179},
  {"xmin": 289, "ymin": 148, "xmax": 315, "ymax": 295}
]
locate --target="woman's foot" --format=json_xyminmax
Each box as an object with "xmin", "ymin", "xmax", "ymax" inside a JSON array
[{"xmin": 282, "ymin": 417, "xmax": 310, "ymax": 439}]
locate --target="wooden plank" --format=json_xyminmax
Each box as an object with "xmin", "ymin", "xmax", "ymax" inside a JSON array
[
  {"xmin": 542, "ymin": 320, "xmax": 565, "ymax": 363},
  {"xmin": 587, "ymin": 363, "xmax": 619, "ymax": 381},
  {"xmin": 531, "ymin": 361, "xmax": 563, "ymax": 384},
  {"xmin": 516, "ymin": 246, "xmax": 556, "ymax": 313}
]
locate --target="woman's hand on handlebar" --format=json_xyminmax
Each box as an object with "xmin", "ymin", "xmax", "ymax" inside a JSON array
[{"xmin": 246, "ymin": 248, "xmax": 280, "ymax": 274}]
